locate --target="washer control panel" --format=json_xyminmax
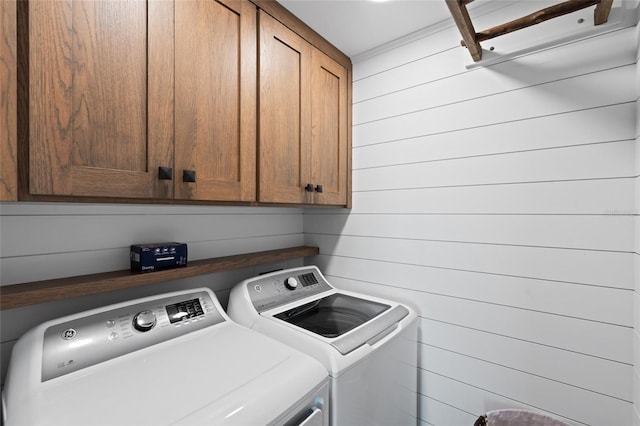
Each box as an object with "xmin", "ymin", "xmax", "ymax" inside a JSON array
[
  {"xmin": 42, "ymin": 290, "xmax": 223, "ymax": 381},
  {"xmin": 247, "ymin": 268, "xmax": 332, "ymax": 312}
]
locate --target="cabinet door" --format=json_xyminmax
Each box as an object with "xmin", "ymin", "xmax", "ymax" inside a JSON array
[
  {"xmin": 25, "ymin": 0, "xmax": 174, "ymax": 199},
  {"xmin": 175, "ymin": 0, "xmax": 256, "ymax": 201},
  {"xmin": 310, "ymin": 49, "xmax": 348, "ymax": 206},
  {"xmin": 258, "ymin": 11, "xmax": 312, "ymax": 204},
  {"xmin": 1, "ymin": 0, "xmax": 17, "ymax": 201}
]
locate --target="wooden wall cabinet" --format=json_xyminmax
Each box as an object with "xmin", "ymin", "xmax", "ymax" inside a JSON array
[
  {"xmin": 175, "ymin": 0, "xmax": 256, "ymax": 202},
  {"xmin": 258, "ymin": 11, "xmax": 350, "ymax": 206},
  {"xmin": 16, "ymin": 1, "xmax": 350, "ymax": 207},
  {"xmin": 19, "ymin": 0, "xmax": 256, "ymax": 202}
]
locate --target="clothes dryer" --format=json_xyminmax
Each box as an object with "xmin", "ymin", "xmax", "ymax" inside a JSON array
[
  {"xmin": 2, "ymin": 288, "xmax": 329, "ymax": 426},
  {"xmin": 228, "ymin": 266, "xmax": 418, "ymax": 426}
]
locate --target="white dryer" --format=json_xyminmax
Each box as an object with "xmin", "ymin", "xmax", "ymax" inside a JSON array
[
  {"xmin": 227, "ymin": 266, "xmax": 418, "ymax": 426},
  {"xmin": 2, "ymin": 288, "xmax": 329, "ymax": 426}
]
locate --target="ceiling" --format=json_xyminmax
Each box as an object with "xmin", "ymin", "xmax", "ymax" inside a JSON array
[{"xmin": 277, "ymin": 0, "xmax": 457, "ymax": 58}]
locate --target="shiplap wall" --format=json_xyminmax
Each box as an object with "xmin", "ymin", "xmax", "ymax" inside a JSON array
[
  {"xmin": 634, "ymin": 14, "xmax": 640, "ymax": 426},
  {"xmin": 0, "ymin": 203, "xmax": 304, "ymax": 383},
  {"xmin": 305, "ymin": 3, "xmax": 638, "ymax": 425}
]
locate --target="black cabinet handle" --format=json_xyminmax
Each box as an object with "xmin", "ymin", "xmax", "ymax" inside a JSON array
[
  {"xmin": 305, "ymin": 183, "xmax": 314, "ymax": 192},
  {"xmin": 158, "ymin": 166, "xmax": 173, "ymax": 180},
  {"xmin": 315, "ymin": 184, "xmax": 323, "ymax": 193},
  {"xmin": 183, "ymin": 170, "xmax": 196, "ymax": 183}
]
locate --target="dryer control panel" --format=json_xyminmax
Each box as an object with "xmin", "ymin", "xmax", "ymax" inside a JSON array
[
  {"xmin": 42, "ymin": 290, "xmax": 224, "ymax": 381},
  {"xmin": 246, "ymin": 268, "xmax": 333, "ymax": 312}
]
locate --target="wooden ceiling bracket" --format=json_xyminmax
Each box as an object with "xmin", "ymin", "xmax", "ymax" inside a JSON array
[
  {"xmin": 594, "ymin": 0, "xmax": 614, "ymax": 25},
  {"xmin": 445, "ymin": 0, "xmax": 482, "ymax": 61},
  {"xmin": 446, "ymin": 0, "xmax": 615, "ymax": 62}
]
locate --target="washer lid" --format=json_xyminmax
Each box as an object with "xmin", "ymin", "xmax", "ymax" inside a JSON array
[
  {"xmin": 5, "ymin": 323, "xmax": 327, "ymax": 426},
  {"xmin": 274, "ymin": 294, "xmax": 390, "ymax": 338},
  {"xmin": 273, "ymin": 293, "xmax": 409, "ymax": 355}
]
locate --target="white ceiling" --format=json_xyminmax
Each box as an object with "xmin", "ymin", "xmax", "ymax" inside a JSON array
[
  {"xmin": 276, "ymin": 0, "xmax": 635, "ymax": 59},
  {"xmin": 277, "ymin": 0, "xmax": 456, "ymax": 58}
]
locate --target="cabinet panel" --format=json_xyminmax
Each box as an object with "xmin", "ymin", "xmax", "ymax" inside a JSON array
[
  {"xmin": 175, "ymin": 0, "xmax": 256, "ymax": 201},
  {"xmin": 311, "ymin": 49, "xmax": 348, "ymax": 206},
  {"xmin": 258, "ymin": 10, "xmax": 311, "ymax": 204},
  {"xmin": 25, "ymin": 0, "xmax": 174, "ymax": 199},
  {"xmin": 1, "ymin": 0, "xmax": 17, "ymax": 201}
]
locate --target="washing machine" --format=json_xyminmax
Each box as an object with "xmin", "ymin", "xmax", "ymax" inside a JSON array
[
  {"xmin": 2, "ymin": 287, "xmax": 329, "ymax": 426},
  {"xmin": 227, "ymin": 266, "xmax": 418, "ymax": 426}
]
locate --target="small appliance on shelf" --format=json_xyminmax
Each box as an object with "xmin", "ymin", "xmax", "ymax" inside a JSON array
[{"xmin": 130, "ymin": 242, "xmax": 188, "ymax": 272}]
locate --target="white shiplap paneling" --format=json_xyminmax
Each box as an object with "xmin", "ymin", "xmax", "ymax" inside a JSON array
[
  {"xmin": 0, "ymin": 202, "xmax": 304, "ymax": 384},
  {"xmin": 306, "ymin": 5, "xmax": 637, "ymax": 424},
  {"xmin": 353, "ymin": 103, "xmax": 635, "ymax": 170},
  {"xmin": 0, "ymin": 203, "xmax": 303, "ymax": 284},
  {"xmin": 633, "ymin": 14, "xmax": 640, "ymax": 426},
  {"xmin": 353, "ymin": 29, "xmax": 635, "ymax": 122}
]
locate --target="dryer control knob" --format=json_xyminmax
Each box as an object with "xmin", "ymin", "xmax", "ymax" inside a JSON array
[
  {"xmin": 284, "ymin": 277, "xmax": 299, "ymax": 290},
  {"xmin": 133, "ymin": 310, "xmax": 157, "ymax": 332}
]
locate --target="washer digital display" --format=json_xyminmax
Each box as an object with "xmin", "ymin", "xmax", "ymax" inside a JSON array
[{"xmin": 166, "ymin": 299, "xmax": 204, "ymax": 324}]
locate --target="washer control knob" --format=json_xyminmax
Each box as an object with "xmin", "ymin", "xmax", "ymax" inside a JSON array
[
  {"xmin": 284, "ymin": 277, "xmax": 299, "ymax": 290},
  {"xmin": 133, "ymin": 310, "xmax": 156, "ymax": 332}
]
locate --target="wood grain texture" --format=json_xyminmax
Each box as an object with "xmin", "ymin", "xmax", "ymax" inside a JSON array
[
  {"xmin": 258, "ymin": 10, "xmax": 311, "ymax": 204},
  {"xmin": 72, "ymin": 0, "xmax": 146, "ymax": 172},
  {"xmin": 0, "ymin": 0, "xmax": 17, "ymax": 201},
  {"xmin": 474, "ymin": 0, "xmax": 599, "ymax": 43},
  {"xmin": 28, "ymin": 0, "xmax": 73, "ymax": 195},
  {"xmin": 594, "ymin": 0, "xmax": 613, "ymax": 25},
  {"xmin": 310, "ymin": 48, "xmax": 348, "ymax": 206},
  {"xmin": 147, "ymin": 0, "xmax": 175, "ymax": 200},
  {"xmin": 0, "ymin": 246, "xmax": 318, "ymax": 310},
  {"xmin": 445, "ymin": 0, "xmax": 482, "ymax": 61},
  {"xmin": 26, "ymin": 0, "xmax": 173, "ymax": 199},
  {"xmin": 250, "ymin": 0, "xmax": 350, "ymax": 70},
  {"xmin": 175, "ymin": 0, "xmax": 256, "ymax": 202}
]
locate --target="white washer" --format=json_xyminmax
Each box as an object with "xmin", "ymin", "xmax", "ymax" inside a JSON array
[
  {"xmin": 228, "ymin": 266, "xmax": 418, "ymax": 426},
  {"xmin": 2, "ymin": 288, "xmax": 329, "ymax": 426}
]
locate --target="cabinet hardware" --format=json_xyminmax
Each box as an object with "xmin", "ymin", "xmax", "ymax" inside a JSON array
[
  {"xmin": 158, "ymin": 167, "xmax": 173, "ymax": 180},
  {"xmin": 305, "ymin": 184, "xmax": 314, "ymax": 192},
  {"xmin": 315, "ymin": 184, "xmax": 323, "ymax": 193},
  {"xmin": 183, "ymin": 170, "xmax": 197, "ymax": 183}
]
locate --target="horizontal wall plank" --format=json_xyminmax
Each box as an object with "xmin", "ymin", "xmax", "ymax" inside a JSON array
[
  {"xmin": 354, "ymin": 44, "xmax": 466, "ymax": 104},
  {"xmin": 0, "ymin": 213, "xmax": 302, "ymax": 257},
  {"xmin": 419, "ymin": 370, "xmax": 582, "ymax": 426},
  {"xmin": 307, "ymin": 234, "xmax": 634, "ymax": 290},
  {"xmin": 354, "ymin": 29, "xmax": 635, "ymax": 122},
  {"xmin": 420, "ymin": 318, "xmax": 632, "ymax": 400},
  {"xmin": 324, "ymin": 274, "xmax": 632, "ymax": 364},
  {"xmin": 354, "ymin": 103, "xmax": 636, "ymax": 168},
  {"xmin": 421, "ymin": 344, "xmax": 632, "ymax": 426},
  {"xmin": 350, "ymin": 177, "xmax": 636, "ymax": 215},
  {"xmin": 352, "ymin": 24, "xmax": 461, "ymax": 81},
  {"xmin": 0, "ymin": 234, "xmax": 303, "ymax": 285},
  {"xmin": 305, "ymin": 213, "xmax": 634, "ymax": 252},
  {"xmin": 354, "ymin": 140, "xmax": 635, "ymax": 191},
  {"xmin": 310, "ymin": 255, "xmax": 632, "ymax": 326},
  {"xmin": 419, "ymin": 393, "xmax": 478, "ymax": 426},
  {"xmin": 0, "ymin": 202, "xmax": 302, "ymax": 216},
  {"xmin": 354, "ymin": 66, "xmax": 634, "ymax": 146}
]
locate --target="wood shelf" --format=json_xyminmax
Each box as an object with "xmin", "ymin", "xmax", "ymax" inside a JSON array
[{"xmin": 0, "ymin": 246, "xmax": 319, "ymax": 310}]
